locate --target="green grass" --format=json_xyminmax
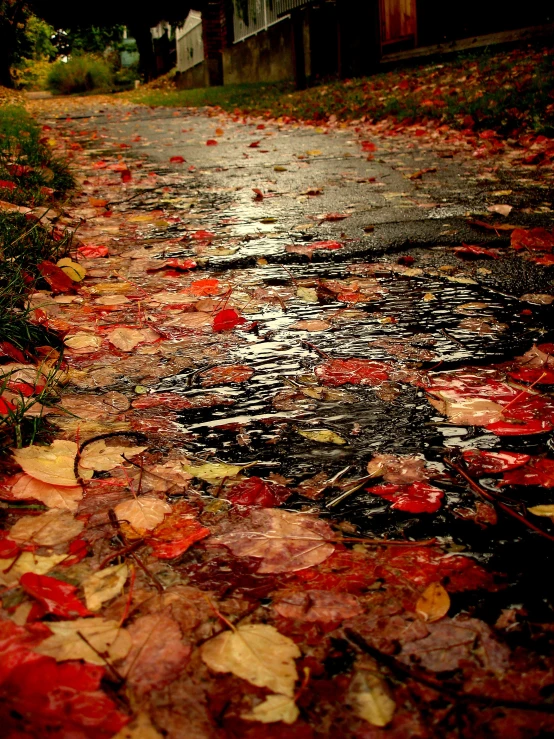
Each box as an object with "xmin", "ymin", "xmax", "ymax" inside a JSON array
[
  {"xmin": 125, "ymin": 44, "xmax": 554, "ymax": 137},
  {"xmin": 0, "ymin": 106, "xmax": 73, "ymax": 448}
]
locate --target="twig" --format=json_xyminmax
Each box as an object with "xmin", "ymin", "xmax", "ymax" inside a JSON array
[
  {"xmin": 76, "ymin": 630, "xmax": 124, "ymax": 683},
  {"xmin": 108, "ymin": 510, "xmax": 164, "ymax": 592}
]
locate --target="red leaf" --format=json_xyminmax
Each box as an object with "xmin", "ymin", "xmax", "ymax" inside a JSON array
[
  {"xmin": 0, "ymin": 531, "xmax": 19, "ymax": 558},
  {"xmin": 146, "ymin": 258, "xmax": 197, "ymax": 273},
  {"xmin": 0, "ymin": 180, "xmax": 16, "ymax": 190},
  {"xmin": 201, "ymin": 364, "xmax": 254, "ymax": 387},
  {"xmin": 190, "ymin": 230, "xmax": 215, "ymax": 241},
  {"xmin": 249, "ymin": 141, "xmax": 261, "ymax": 148},
  {"xmin": 367, "ymin": 481, "xmax": 444, "ymax": 513},
  {"xmin": 511, "ymin": 227, "xmax": 554, "ymax": 252},
  {"xmin": 321, "ymin": 213, "xmax": 349, "ymax": 222},
  {"xmin": 502, "ymin": 457, "xmax": 554, "ymax": 488},
  {"xmin": 19, "ymin": 573, "xmax": 90, "ymax": 618},
  {"xmin": 190, "ymin": 278, "xmax": 220, "ymax": 295},
  {"xmin": 315, "ymin": 358, "xmax": 389, "ymax": 387},
  {"xmin": 486, "ymin": 418, "xmax": 554, "ymax": 436},
  {"xmin": 310, "ymin": 240, "xmax": 343, "ymax": 250},
  {"xmin": 508, "ymin": 367, "xmax": 554, "ymax": 384},
  {"xmin": 361, "ymin": 141, "xmax": 377, "ymax": 151},
  {"xmin": 227, "ymin": 477, "xmax": 291, "ymax": 507},
  {"xmin": 454, "ymin": 244, "xmax": 500, "ymax": 259},
  {"xmin": 213, "ymin": 308, "xmax": 246, "ymax": 332},
  {"xmin": 0, "ymin": 620, "xmax": 128, "ymax": 737},
  {"xmin": 8, "ymin": 164, "xmax": 32, "ymax": 177},
  {"xmin": 0, "ymin": 342, "xmax": 27, "ymax": 363},
  {"xmin": 206, "ymin": 139, "xmax": 218, "ymax": 146},
  {"xmin": 77, "ymin": 244, "xmax": 109, "ymax": 258},
  {"xmin": 462, "ymin": 450, "xmax": 530, "ymax": 476},
  {"xmin": 148, "ymin": 501, "xmax": 209, "ymax": 559},
  {"xmin": 120, "ymin": 169, "xmax": 132, "ymax": 183},
  {"xmin": 170, "ymin": 156, "xmax": 186, "ymax": 163},
  {"xmin": 0, "ymin": 396, "xmax": 17, "ymax": 414},
  {"xmin": 37, "ymin": 261, "xmax": 76, "ymax": 294}
]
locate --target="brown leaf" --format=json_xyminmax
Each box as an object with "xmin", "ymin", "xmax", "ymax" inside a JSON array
[
  {"xmin": 416, "ymin": 582, "xmax": 450, "ymax": 623},
  {"xmin": 273, "ymin": 590, "xmax": 363, "ymax": 622},
  {"xmin": 122, "ymin": 614, "xmax": 191, "ymax": 695}
]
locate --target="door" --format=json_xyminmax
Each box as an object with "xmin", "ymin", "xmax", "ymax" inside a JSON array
[{"xmin": 379, "ymin": 0, "xmax": 417, "ymax": 48}]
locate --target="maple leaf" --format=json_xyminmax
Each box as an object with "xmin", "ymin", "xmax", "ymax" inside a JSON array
[
  {"xmin": 10, "ymin": 509, "xmax": 84, "ymax": 547},
  {"xmin": 83, "ymin": 563, "xmax": 129, "ymax": 612},
  {"xmin": 0, "ymin": 552, "xmax": 66, "ymax": 586},
  {"xmin": 35, "ymin": 617, "xmax": 132, "ymax": 665},
  {"xmin": 148, "ymin": 501, "xmax": 209, "ymax": 559},
  {"xmin": 115, "ymin": 496, "xmax": 171, "ymax": 535},
  {"xmin": 9, "ymin": 474, "xmax": 83, "ymax": 511},
  {"xmin": 348, "ymin": 670, "xmax": 395, "ymax": 727},
  {"xmin": 227, "ymin": 476, "xmax": 291, "ymax": 507},
  {"xmin": 122, "ymin": 614, "xmax": 191, "ymax": 695},
  {"xmin": 107, "ymin": 327, "xmax": 160, "ymax": 352},
  {"xmin": 462, "ymin": 450, "xmax": 530, "ymax": 476},
  {"xmin": 200, "ymin": 364, "xmax": 254, "ymax": 386},
  {"xmin": 315, "ymin": 358, "xmax": 389, "ymax": 387},
  {"xmin": 216, "ymin": 508, "xmax": 335, "ymax": 573},
  {"xmin": 201, "ymin": 623, "xmax": 300, "ymax": 696},
  {"xmin": 20, "ymin": 572, "xmax": 90, "ymax": 618},
  {"xmin": 367, "ymin": 482, "xmax": 444, "ymax": 513},
  {"xmin": 12, "ymin": 440, "xmax": 88, "ymax": 486}
]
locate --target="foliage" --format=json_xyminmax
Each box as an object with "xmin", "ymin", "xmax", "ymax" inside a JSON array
[
  {"xmin": 63, "ymin": 24, "xmax": 126, "ymax": 54},
  {"xmin": 21, "ymin": 14, "xmax": 56, "ymax": 61},
  {"xmin": 47, "ymin": 53, "xmax": 113, "ymax": 94},
  {"xmin": 126, "ymin": 44, "xmax": 554, "ymax": 137}
]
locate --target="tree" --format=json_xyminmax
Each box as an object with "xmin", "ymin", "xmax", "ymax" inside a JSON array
[{"xmin": 0, "ymin": 0, "xmax": 32, "ymax": 87}]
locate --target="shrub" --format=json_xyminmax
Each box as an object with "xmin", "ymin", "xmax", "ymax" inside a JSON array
[{"xmin": 47, "ymin": 54, "xmax": 113, "ymax": 95}]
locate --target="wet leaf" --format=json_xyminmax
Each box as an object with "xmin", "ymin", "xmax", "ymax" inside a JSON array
[
  {"xmin": 10, "ymin": 509, "xmax": 84, "ymax": 546},
  {"xmin": 148, "ymin": 501, "xmax": 210, "ymax": 559},
  {"xmin": 182, "ymin": 461, "xmax": 246, "ymax": 483},
  {"xmin": 114, "ymin": 496, "xmax": 171, "ymax": 535},
  {"xmin": 315, "ymin": 358, "xmax": 390, "ymax": 387},
  {"xmin": 428, "ymin": 396, "xmax": 504, "ymax": 425},
  {"xmin": 122, "ymin": 614, "xmax": 191, "ymax": 695},
  {"xmin": 38, "ymin": 260, "xmax": 75, "ymax": 294},
  {"xmin": 64, "ymin": 332, "xmax": 102, "ymax": 351},
  {"xmin": 289, "ymin": 319, "xmax": 331, "ymax": 332},
  {"xmin": 298, "ymin": 428, "xmax": 346, "ymax": 445},
  {"xmin": 296, "ymin": 287, "xmax": 319, "ymax": 302},
  {"xmin": 56, "ymin": 257, "xmax": 86, "ymax": 282},
  {"xmin": 416, "ymin": 582, "xmax": 450, "ymax": 622},
  {"xmin": 83, "ymin": 563, "xmax": 129, "ymax": 612},
  {"xmin": 9, "ymin": 474, "xmax": 83, "ymax": 511},
  {"xmin": 112, "ymin": 713, "xmax": 163, "ymax": 739},
  {"xmin": 20, "ymin": 572, "xmax": 90, "ymax": 618},
  {"xmin": 107, "ymin": 327, "xmax": 160, "ymax": 352},
  {"xmin": 213, "ymin": 308, "xmax": 246, "ymax": 332},
  {"xmin": 79, "ymin": 440, "xmax": 147, "ymax": 472},
  {"xmin": 243, "ymin": 694, "xmax": 299, "ymax": 724},
  {"xmin": 367, "ymin": 482, "xmax": 444, "ymax": 513},
  {"xmin": 0, "ymin": 552, "xmax": 66, "ymax": 586},
  {"xmin": 528, "ymin": 505, "xmax": 554, "ymax": 519},
  {"xmin": 201, "ymin": 364, "xmax": 254, "ymax": 386},
  {"xmin": 217, "ymin": 508, "xmax": 335, "ymax": 572},
  {"xmin": 502, "ymin": 458, "xmax": 554, "ymax": 488},
  {"xmin": 201, "ymin": 623, "xmax": 300, "ymax": 696},
  {"xmin": 35, "ymin": 617, "xmax": 132, "ymax": 665},
  {"xmin": 13, "ymin": 440, "xmax": 86, "ymax": 486},
  {"xmin": 462, "ymin": 450, "xmax": 530, "ymax": 476},
  {"xmin": 227, "ymin": 476, "xmax": 291, "ymax": 507},
  {"xmin": 349, "ymin": 671, "xmax": 395, "ymax": 727},
  {"xmin": 273, "ymin": 589, "xmax": 362, "ymax": 622}
]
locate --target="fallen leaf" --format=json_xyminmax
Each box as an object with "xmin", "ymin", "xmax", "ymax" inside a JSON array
[
  {"xmin": 367, "ymin": 482, "xmax": 444, "ymax": 513},
  {"xmin": 315, "ymin": 359, "xmax": 390, "ymax": 387},
  {"xmin": 10, "ymin": 474, "xmax": 83, "ymax": 511},
  {"xmin": 428, "ymin": 396, "xmax": 504, "ymax": 426},
  {"xmin": 38, "ymin": 261, "xmax": 76, "ymax": 294},
  {"xmin": 289, "ymin": 319, "xmax": 331, "ymax": 332},
  {"xmin": 243, "ymin": 694, "xmax": 299, "ymax": 724},
  {"xmin": 12, "ymin": 440, "xmax": 89, "ymax": 486},
  {"xmin": 502, "ymin": 457, "xmax": 554, "ymax": 488},
  {"xmin": 83, "ymin": 563, "xmax": 129, "ymax": 612},
  {"xmin": 79, "ymin": 440, "xmax": 147, "ymax": 472},
  {"xmin": 64, "ymin": 332, "xmax": 102, "ymax": 351},
  {"xmin": 201, "ymin": 623, "xmax": 300, "ymax": 696},
  {"xmin": 200, "ymin": 364, "xmax": 254, "ymax": 387},
  {"xmin": 114, "ymin": 496, "xmax": 171, "ymax": 535},
  {"xmin": 511, "ymin": 227, "xmax": 554, "ymax": 252},
  {"xmin": 122, "ymin": 614, "xmax": 191, "ymax": 695},
  {"xmin": 217, "ymin": 508, "xmax": 334, "ymax": 572},
  {"xmin": 107, "ymin": 327, "xmax": 160, "ymax": 352},
  {"xmin": 56, "ymin": 257, "xmax": 86, "ymax": 282},
  {"xmin": 298, "ymin": 428, "xmax": 346, "ymax": 445},
  {"xmin": 10, "ymin": 509, "xmax": 84, "ymax": 546},
  {"xmin": 487, "ymin": 204, "xmax": 512, "ymax": 216},
  {"xmin": 227, "ymin": 476, "xmax": 291, "ymax": 507},
  {"xmin": 148, "ymin": 501, "xmax": 210, "ymax": 559},
  {"xmin": 0, "ymin": 552, "xmax": 66, "ymax": 586},
  {"xmin": 213, "ymin": 308, "xmax": 246, "ymax": 332},
  {"xmin": 182, "ymin": 461, "xmax": 247, "ymax": 483},
  {"xmin": 462, "ymin": 450, "xmax": 530, "ymax": 476},
  {"xmin": 528, "ymin": 505, "xmax": 554, "ymax": 519},
  {"xmin": 112, "ymin": 712, "xmax": 163, "ymax": 739},
  {"xmin": 349, "ymin": 671, "xmax": 395, "ymax": 727},
  {"xmin": 416, "ymin": 582, "xmax": 450, "ymax": 622},
  {"xmin": 35, "ymin": 617, "xmax": 131, "ymax": 665},
  {"xmin": 296, "ymin": 287, "xmax": 319, "ymax": 302},
  {"xmin": 273, "ymin": 589, "xmax": 362, "ymax": 622},
  {"xmin": 20, "ymin": 572, "xmax": 90, "ymax": 618}
]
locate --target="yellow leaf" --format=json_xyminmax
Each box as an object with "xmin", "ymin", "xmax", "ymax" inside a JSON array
[
  {"xmin": 296, "ymin": 287, "xmax": 318, "ymax": 303},
  {"xmin": 79, "ymin": 440, "xmax": 147, "ymax": 472},
  {"xmin": 350, "ymin": 672, "xmax": 395, "ymax": 727},
  {"xmin": 428, "ymin": 396, "xmax": 503, "ymax": 426},
  {"xmin": 243, "ymin": 694, "xmax": 299, "ymax": 724},
  {"xmin": 64, "ymin": 332, "xmax": 102, "ymax": 351},
  {"xmin": 83, "ymin": 563, "xmax": 129, "ymax": 612},
  {"xmin": 10, "ymin": 474, "xmax": 83, "ymax": 511},
  {"xmin": 306, "ymin": 150, "xmax": 322, "ymax": 156},
  {"xmin": 298, "ymin": 429, "xmax": 346, "ymax": 445},
  {"xmin": 56, "ymin": 257, "xmax": 86, "ymax": 282},
  {"xmin": 0, "ymin": 552, "xmax": 66, "ymax": 586},
  {"xmin": 201, "ymin": 624, "xmax": 300, "ymax": 696},
  {"xmin": 9, "ymin": 509, "xmax": 84, "ymax": 547},
  {"xmin": 423, "ymin": 292, "xmax": 436, "ymax": 301},
  {"xmin": 34, "ymin": 618, "xmax": 131, "ymax": 665},
  {"xmin": 107, "ymin": 327, "xmax": 160, "ymax": 352},
  {"xmin": 528, "ymin": 505, "xmax": 554, "ymax": 519},
  {"xmin": 416, "ymin": 582, "xmax": 450, "ymax": 622},
  {"xmin": 12, "ymin": 440, "xmax": 89, "ymax": 486},
  {"xmin": 182, "ymin": 461, "xmax": 246, "ymax": 483},
  {"xmin": 111, "ymin": 713, "xmax": 164, "ymax": 739},
  {"xmin": 114, "ymin": 496, "xmax": 171, "ymax": 535}
]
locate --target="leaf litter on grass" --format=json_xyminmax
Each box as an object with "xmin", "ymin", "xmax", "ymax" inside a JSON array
[{"xmin": 1, "ymin": 95, "xmax": 554, "ymax": 739}]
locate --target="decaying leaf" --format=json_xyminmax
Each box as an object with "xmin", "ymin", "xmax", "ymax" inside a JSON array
[
  {"xmin": 79, "ymin": 440, "xmax": 147, "ymax": 472},
  {"xmin": 416, "ymin": 582, "xmax": 450, "ymax": 622},
  {"xmin": 243, "ymin": 694, "xmax": 299, "ymax": 724},
  {"xmin": 9, "ymin": 509, "xmax": 84, "ymax": 546},
  {"xmin": 122, "ymin": 614, "xmax": 191, "ymax": 695},
  {"xmin": 83, "ymin": 563, "xmax": 129, "ymax": 612},
  {"xmin": 201, "ymin": 623, "xmax": 300, "ymax": 696},
  {"xmin": 35, "ymin": 617, "xmax": 132, "ymax": 665},
  {"xmin": 107, "ymin": 327, "xmax": 160, "ymax": 352},
  {"xmin": 298, "ymin": 428, "xmax": 347, "ymax": 445},
  {"xmin": 428, "ymin": 396, "xmax": 504, "ymax": 426},
  {"xmin": 217, "ymin": 508, "xmax": 335, "ymax": 573},
  {"xmin": 56, "ymin": 257, "xmax": 86, "ymax": 282},
  {"xmin": 114, "ymin": 496, "xmax": 171, "ymax": 535},
  {"xmin": 273, "ymin": 589, "xmax": 363, "ymax": 622},
  {"xmin": 349, "ymin": 670, "xmax": 395, "ymax": 727},
  {"xmin": 12, "ymin": 440, "xmax": 89, "ymax": 486},
  {"xmin": 112, "ymin": 713, "xmax": 163, "ymax": 739}
]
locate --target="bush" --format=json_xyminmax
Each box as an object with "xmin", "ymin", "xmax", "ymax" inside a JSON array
[{"xmin": 47, "ymin": 54, "xmax": 113, "ymax": 95}]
